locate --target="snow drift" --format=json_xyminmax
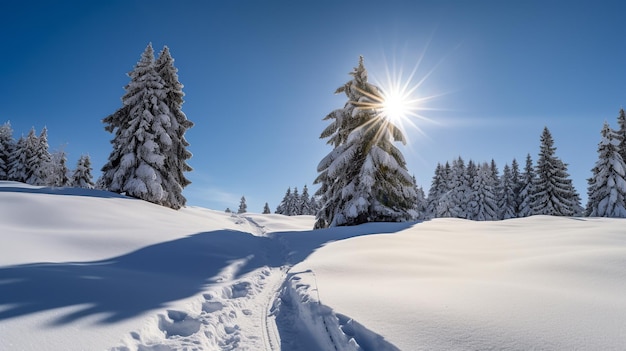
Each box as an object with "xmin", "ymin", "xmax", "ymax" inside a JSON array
[{"xmin": 1, "ymin": 181, "xmax": 625, "ymax": 350}]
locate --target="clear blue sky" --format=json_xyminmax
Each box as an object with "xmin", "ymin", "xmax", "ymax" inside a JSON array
[{"xmin": 1, "ymin": 1, "xmax": 625, "ymax": 212}]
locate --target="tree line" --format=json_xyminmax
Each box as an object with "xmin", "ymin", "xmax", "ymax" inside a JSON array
[
  {"xmin": 0, "ymin": 123, "xmax": 94, "ymax": 188},
  {"xmin": 4, "ymin": 49, "xmax": 625, "ymax": 225}
]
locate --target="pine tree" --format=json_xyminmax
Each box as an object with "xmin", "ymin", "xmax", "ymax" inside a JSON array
[
  {"xmin": 155, "ymin": 45, "xmax": 193, "ymax": 209},
  {"xmin": 498, "ymin": 164, "xmax": 517, "ymax": 219},
  {"xmin": 48, "ymin": 150, "xmax": 70, "ymax": 187},
  {"xmin": 275, "ymin": 187, "xmax": 292, "ymax": 215},
  {"xmin": 426, "ymin": 163, "xmax": 445, "ymax": 218},
  {"xmin": 467, "ymin": 162, "xmax": 498, "ymax": 220},
  {"xmin": 101, "ymin": 43, "xmax": 180, "ymax": 208},
  {"xmin": 531, "ymin": 127, "xmax": 581, "ymax": 216},
  {"xmin": 288, "ymin": 187, "xmax": 300, "ymax": 216},
  {"xmin": 586, "ymin": 122, "xmax": 626, "ymax": 217},
  {"xmin": 510, "ymin": 158, "xmax": 522, "ymax": 215},
  {"xmin": 300, "ymin": 185, "xmax": 314, "ymax": 215},
  {"xmin": 225, "ymin": 207, "xmax": 232, "ymax": 213},
  {"xmin": 8, "ymin": 136, "xmax": 28, "ymax": 182},
  {"xmin": 413, "ymin": 175, "xmax": 428, "ymax": 220},
  {"xmin": 314, "ymin": 56, "xmax": 417, "ymax": 228},
  {"xmin": 616, "ymin": 108, "xmax": 626, "ymax": 163},
  {"xmin": 518, "ymin": 154, "xmax": 535, "ymax": 217},
  {"xmin": 238, "ymin": 196, "xmax": 247, "ymax": 214},
  {"xmin": 447, "ymin": 157, "xmax": 469, "ymax": 218},
  {"xmin": 23, "ymin": 127, "xmax": 50, "ymax": 185},
  {"xmin": 0, "ymin": 122, "xmax": 15, "ymax": 180},
  {"xmin": 71, "ymin": 154, "xmax": 95, "ymax": 189},
  {"xmin": 262, "ymin": 202, "xmax": 271, "ymax": 214}
]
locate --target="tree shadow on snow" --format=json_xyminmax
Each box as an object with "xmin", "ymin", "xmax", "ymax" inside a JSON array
[
  {"xmin": 0, "ymin": 185, "xmax": 131, "ymax": 199},
  {"xmin": 0, "ymin": 221, "xmax": 416, "ymax": 326}
]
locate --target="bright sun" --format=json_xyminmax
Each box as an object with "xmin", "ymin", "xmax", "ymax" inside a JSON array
[{"xmin": 380, "ymin": 87, "xmax": 412, "ymax": 125}]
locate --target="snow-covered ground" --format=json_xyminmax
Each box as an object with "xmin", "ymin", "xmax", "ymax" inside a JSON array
[{"xmin": 1, "ymin": 181, "xmax": 625, "ymax": 350}]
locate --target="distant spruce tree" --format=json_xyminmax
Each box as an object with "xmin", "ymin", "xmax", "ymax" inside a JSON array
[
  {"xmin": 47, "ymin": 150, "xmax": 70, "ymax": 187},
  {"xmin": 275, "ymin": 187, "xmax": 292, "ymax": 215},
  {"xmin": 8, "ymin": 135, "xmax": 28, "ymax": 182},
  {"xmin": 467, "ymin": 162, "xmax": 498, "ymax": 221},
  {"xmin": 0, "ymin": 122, "xmax": 15, "ymax": 180},
  {"xmin": 262, "ymin": 202, "xmax": 271, "ymax": 214},
  {"xmin": 101, "ymin": 43, "xmax": 191, "ymax": 209},
  {"xmin": 71, "ymin": 154, "xmax": 95, "ymax": 189},
  {"xmin": 517, "ymin": 154, "xmax": 536, "ymax": 217},
  {"xmin": 586, "ymin": 122, "xmax": 626, "ymax": 217},
  {"xmin": 300, "ymin": 185, "xmax": 314, "ymax": 215},
  {"xmin": 314, "ymin": 56, "xmax": 417, "ymax": 228},
  {"xmin": 531, "ymin": 127, "xmax": 581, "ymax": 216},
  {"xmin": 510, "ymin": 158, "xmax": 522, "ymax": 215},
  {"xmin": 616, "ymin": 108, "xmax": 626, "ymax": 163},
  {"xmin": 238, "ymin": 196, "xmax": 247, "ymax": 214},
  {"xmin": 27, "ymin": 127, "xmax": 51, "ymax": 186},
  {"xmin": 498, "ymin": 164, "xmax": 517, "ymax": 219}
]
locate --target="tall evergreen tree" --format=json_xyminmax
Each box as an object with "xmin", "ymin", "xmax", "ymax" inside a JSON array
[
  {"xmin": 47, "ymin": 150, "xmax": 70, "ymax": 187},
  {"xmin": 498, "ymin": 164, "xmax": 517, "ymax": 219},
  {"xmin": 616, "ymin": 108, "xmax": 626, "ymax": 163},
  {"xmin": 315, "ymin": 56, "xmax": 417, "ymax": 227},
  {"xmin": 101, "ymin": 43, "xmax": 180, "ymax": 208},
  {"xmin": 510, "ymin": 158, "xmax": 522, "ymax": 215},
  {"xmin": 238, "ymin": 196, "xmax": 247, "ymax": 214},
  {"xmin": 531, "ymin": 127, "xmax": 581, "ymax": 216},
  {"xmin": 0, "ymin": 122, "xmax": 14, "ymax": 180},
  {"xmin": 518, "ymin": 154, "xmax": 535, "ymax": 217},
  {"xmin": 447, "ymin": 157, "xmax": 469, "ymax": 218},
  {"xmin": 71, "ymin": 154, "xmax": 95, "ymax": 189},
  {"xmin": 300, "ymin": 185, "xmax": 314, "ymax": 215},
  {"xmin": 8, "ymin": 135, "xmax": 28, "ymax": 182},
  {"xmin": 586, "ymin": 122, "xmax": 626, "ymax": 217},
  {"xmin": 262, "ymin": 202, "xmax": 271, "ymax": 214},
  {"xmin": 155, "ymin": 45, "xmax": 193, "ymax": 208},
  {"xmin": 467, "ymin": 162, "xmax": 498, "ymax": 220},
  {"xmin": 426, "ymin": 163, "xmax": 446, "ymax": 218},
  {"xmin": 275, "ymin": 187, "xmax": 292, "ymax": 215}
]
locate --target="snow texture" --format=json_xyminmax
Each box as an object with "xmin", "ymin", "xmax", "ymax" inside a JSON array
[{"xmin": 1, "ymin": 181, "xmax": 626, "ymax": 350}]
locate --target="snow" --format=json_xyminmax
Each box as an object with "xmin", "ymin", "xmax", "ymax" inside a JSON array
[{"xmin": 1, "ymin": 181, "xmax": 626, "ymax": 350}]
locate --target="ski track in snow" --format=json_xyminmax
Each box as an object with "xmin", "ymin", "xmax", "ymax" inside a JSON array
[{"xmin": 109, "ymin": 213, "xmax": 384, "ymax": 350}]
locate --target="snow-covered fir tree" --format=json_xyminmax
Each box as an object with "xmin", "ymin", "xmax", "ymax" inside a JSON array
[
  {"xmin": 101, "ymin": 43, "xmax": 190, "ymax": 209},
  {"xmin": 517, "ymin": 154, "xmax": 535, "ymax": 217},
  {"xmin": 225, "ymin": 208, "xmax": 232, "ymax": 213},
  {"xmin": 155, "ymin": 45, "xmax": 194, "ymax": 208},
  {"xmin": 238, "ymin": 196, "xmax": 247, "ymax": 214},
  {"xmin": 586, "ymin": 122, "xmax": 626, "ymax": 217},
  {"xmin": 0, "ymin": 122, "xmax": 14, "ymax": 180},
  {"xmin": 498, "ymin": 164, "xmax": 517, "ymax": 219},
  {"xmin": 616, "ymin": 108, "xmax": 626, "ymax": 163},
  {"xmin": 8, "ymin": 135, "xmax": 28, "ymax": 182},
  {"xmin": 262, "ymin": 202, "xmax": 271, "ymax": 214},
  {"xmin": 315, "ymin": 57, "xmax": 417, "ymax": 228},
  {"xmin": 447, "ymin": 157, "xmax": 470, "ymax": 218},
  {"xmin": 25, "ymin": 127, "xmax": 51, "ymax": 186},
  {"xmin": 531, "ymin": 127, "xmax": 581, "ymax": 216},
  {"xmin": 47, "ymin": 150, "xmax": 70, "ymax": 187},
  {"xmin": 426, "ymin": 163, "xmax": 446, "ymax": 218},
  {"xmin": 288, "ymin": 187, "xmax": 300, "ymax": 216},
  {"xmin": 467, "ymin": 162, "xmax": 498, "ymax": 221},
  {"xmin": 275, "ymin": 187, "xmax": 292, "ymax": 215},
  {"xmin": 71, "ymin": 154, "xmax": 95, "ymax": 189},
  {"xmin": 299, "ymin": 185, "xmax": 314, "ymax": 215},
  {"xmin": 510, "ymin": 158, "xmax": 522, "ymax": 215},
  {"xmin": 10, "ymin": 128, "xmax": 43, "ymax": 185},
  {"xmin": 413, "ymin": 177, "xmax": 428, "ymax": 220},
  {"xmin": 434, "ymin": 162, "xmax": 455, "ymax": 218}
]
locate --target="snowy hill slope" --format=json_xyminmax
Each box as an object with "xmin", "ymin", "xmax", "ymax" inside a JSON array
[{"xmin": 1, "ymin": 181, "xmax": 625, "ymax": 350}]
